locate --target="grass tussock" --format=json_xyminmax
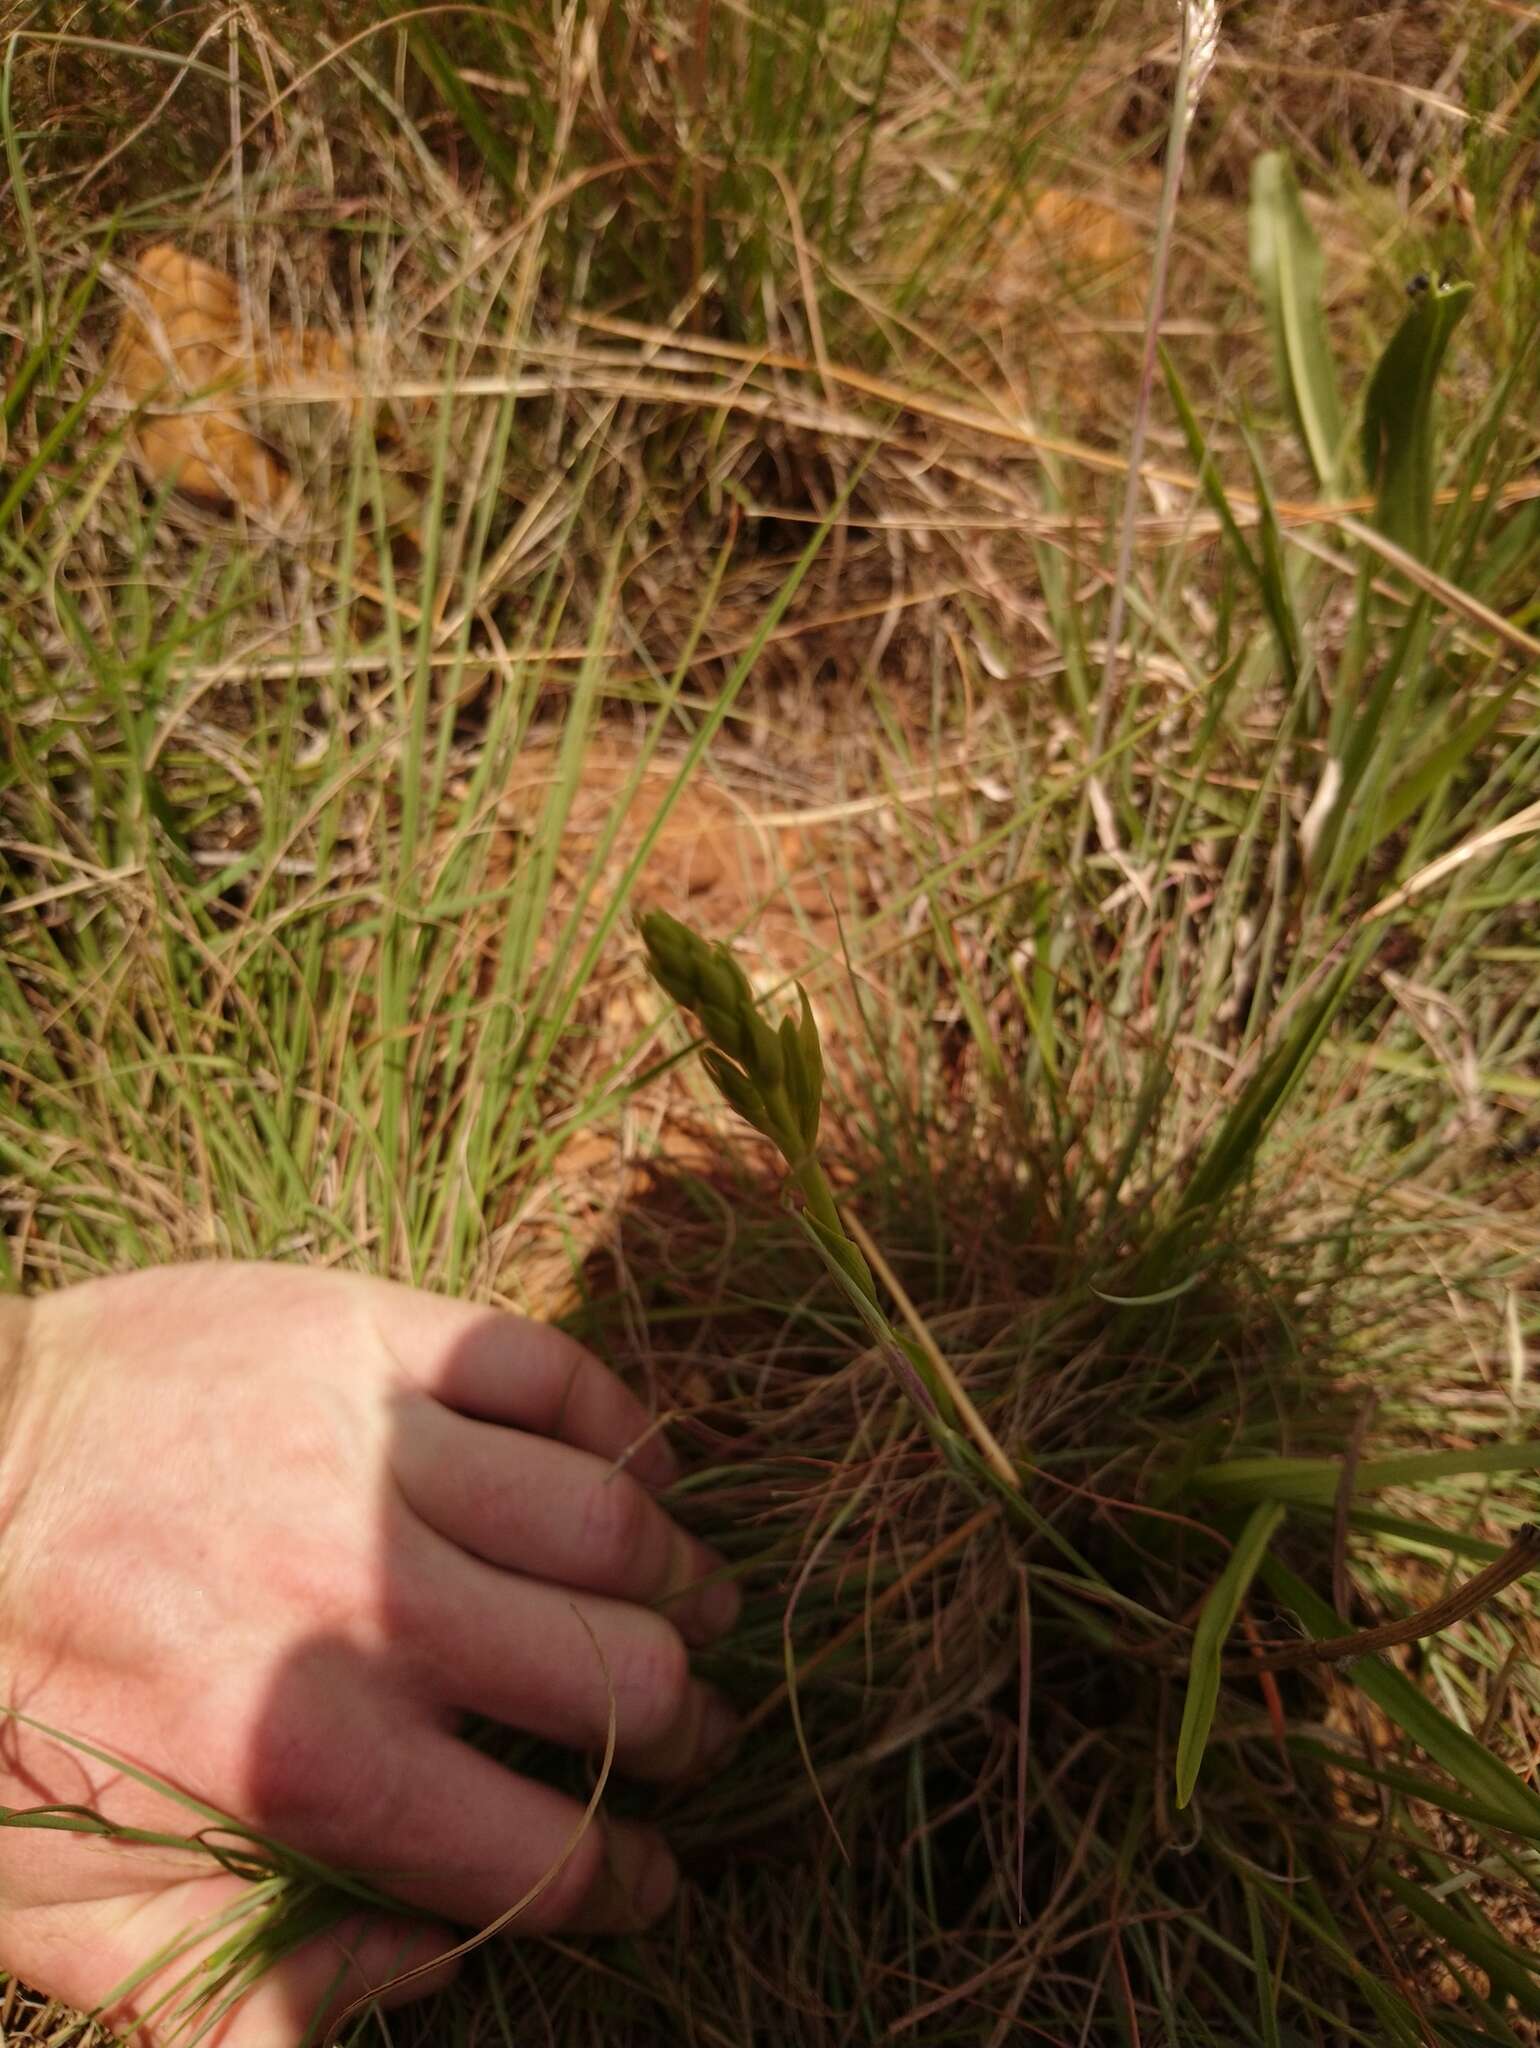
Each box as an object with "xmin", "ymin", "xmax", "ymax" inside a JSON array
[{"xmin": 3, "ymin": 0, "xmax": 1540, "ymax": 2040}]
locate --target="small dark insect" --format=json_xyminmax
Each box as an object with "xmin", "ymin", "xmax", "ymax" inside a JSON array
[{"xmin": 1406, "ymin": 271, "xmax": 1431, "ymax": 298}]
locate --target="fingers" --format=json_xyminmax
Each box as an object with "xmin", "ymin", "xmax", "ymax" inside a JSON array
[
  {"xmin": 401, "ymin": 1531, "xmax": 739, "ymax": 1782},
  {"xmin": 391, "ymin": 1399, "xmax": 739, "ymax": 1646},
  {"xmin": 200, "ymin": 1905, "xmax": 462, "ymax": 2046},
  {"xmin": 0, "ymin": 1875, "xmax": 460, "ymax": 2048},
  {"xmin": 356, "ymin": 1278, "xmax": 678, "ymax": 1488},
  {"xmin": 264, "ymin": 1704, "xmax": 679, "ymax": 1935},
  {"xmin": 354, "ymin": 1729, "xmax": 680, "ymax": 1933}
]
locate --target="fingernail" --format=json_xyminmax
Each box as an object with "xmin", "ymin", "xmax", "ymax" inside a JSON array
[
  {"xmin": 576, "ymin": 1829, "xmax": 678, "ymax": 1932},
  {"xmin": 699, "ymin": 1572, "xmax": 741, "ymax": 1637},
  {"xmin": 633, "ymin": 1430, "xmax": 680, "ymax": 1489},
  {"xmin": 637, "ymin": 1840, "xmax": 680, "ymax": 1919},
  {"xmin": 612, "ymin": 1828, "xmax": 678, "ymax": 1921},
  {"xmin": 700, "ymin": 1693, "xmax": 741, "ymax": 1768}
]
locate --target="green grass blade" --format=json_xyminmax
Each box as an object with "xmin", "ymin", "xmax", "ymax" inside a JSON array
[
  {"xmin": 1176, "ymin": 1501, "xmax": 1286, "ymax": 1808},
  {"xmin": 1173, "ymin": 944, "xmax": 1364, "ymax": 1223},
  {"xmin": 1161, "ymin": 348, "xmax": 1299, "ymax": 691},
  {"xmin": 408, "ymin": 26, "xmax": 519, "ymax": 194},
  {"xmin": 1373, "ymin": 673, "xmax": 1522, "ymax": 847},
  {"xmin": 1242, "ymin": 1881, "xmax": 1283, "ymax": 2048}
]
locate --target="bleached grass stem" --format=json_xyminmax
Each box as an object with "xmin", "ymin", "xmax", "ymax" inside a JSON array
[{"xmin": 1073, "ymin": 0, "xmax": 1220, "ymax": 869}]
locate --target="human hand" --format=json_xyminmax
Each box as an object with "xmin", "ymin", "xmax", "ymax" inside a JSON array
[{"xmin": 0, "ymin": 1262, "xmax": 739, "ymax": 2043}]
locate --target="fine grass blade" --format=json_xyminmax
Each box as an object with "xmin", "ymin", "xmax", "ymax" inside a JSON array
[
  {"xmin": 407, "ymin": 25, "xmax": 521, "ymax": 194},
  {"xmin": 1242, "ymin": 1881, "xmax": 1283, "ymax": 2048},
  {"xmin": 1360, "ymin": 276, "xmax": 1475, "ymax": 560},
  {"xmin": 1162, "ymin": 348, "xmax": 1299, "ymax": 691},
  {"xmin": 1176, "ymin": 1501, "xmax": 1286, "ymax": 1808},
  {"xmin": 1171, "ymin": 943, "xmax": 1365, "ymax": 1225},
  {"xmin": 1249, "ymin": 151, "xmax": 1346, "ymax": 497}
]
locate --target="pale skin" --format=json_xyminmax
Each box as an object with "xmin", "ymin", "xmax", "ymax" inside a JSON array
[{"xmin": 0, "ymin": 1262, "xmax": 741, "ymax": 2043}]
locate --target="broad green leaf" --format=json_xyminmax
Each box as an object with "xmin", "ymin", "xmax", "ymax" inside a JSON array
[
  {"xmin": 1176, "ymin": 1502, "xmax": 1286, "ymax": 1807},
  {"xmin": 1360, "ymin": 276, "xmax": 1475, "ymax": 559},
  {"xmin": 1249, "ymin": 152, "xmax": 1347, "ymax": 495},
  {"xmin": 1260, "ymin": 1559, "xmax": 1540, "ymax": 1839},
  {"xmin": 1379, "ymin": 1866, "xmax": 1540, "ymax": 2017},
  {"xmin": 1290, "ymin": 1738, "xmax": 1540, "ymax": 1844}
]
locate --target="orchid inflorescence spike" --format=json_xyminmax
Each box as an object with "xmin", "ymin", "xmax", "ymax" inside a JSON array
[
  {"xmin": 639, "ymin": 910, "xmax": 863, "ymax": 1293},
  {"xmin": 641, "ymin": 909, "xmax": 1033, "ymax": 1496}
]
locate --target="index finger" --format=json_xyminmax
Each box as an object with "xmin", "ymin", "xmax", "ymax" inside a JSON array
[{"xmin": 353, "ymin": 1277, "xmax": 678, "ymax": 1489}]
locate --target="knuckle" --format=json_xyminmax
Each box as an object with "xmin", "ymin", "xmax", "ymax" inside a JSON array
[
  {"xmin": 535, "ymin": 1326, "xmax": 599, "ymax": 1415},
  {"xmin": 253, "ymin": 1695, "xmax": 404, "ymax": 1850},
  {"xmin": 577, "ymin": 1472, "xmax": 652, "ymax": 1576},
  {"xmin": 525, "ymin": 1820, "xmax": 607, "ymax": 1931},
  {"xmin": 615, "ymin": 1620, "xmax": 691, "ymax": 1743}
]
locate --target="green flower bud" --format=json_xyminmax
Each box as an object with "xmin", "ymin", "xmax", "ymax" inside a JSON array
[
  {"xmin": 702, "ymin": 1049, "xmax": 768, "ymax": 1134},
  {"xmin": 748, "ymin": 1009, "xmax": 784, "ymax": 1091},
  {"xmin": 700, "ymin": 1001, "xmax": 752, "ymax": 1067}
]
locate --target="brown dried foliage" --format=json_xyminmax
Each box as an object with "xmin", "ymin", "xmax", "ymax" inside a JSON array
[{"xmin": 110, "ymin": 244, "xmax": 363, "ymax": 512}]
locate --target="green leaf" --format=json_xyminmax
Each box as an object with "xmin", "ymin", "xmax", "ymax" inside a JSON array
[
  {"xmin": 795, "ymin": 984, "xmax": 824, "ymax": 1146},
  {"xmin": 1242, "ymin": 1881, "xmax": 1283, "ymax": 2048},
  {"xmin": 1176, "ymin": 1502, "xmax": 1286, "ymax": 1808},
  {"xmin": 779, "ymin": 1012, "xmax": 811, "ymax": 1143},
  {"xmin": 1260, "ymin": 1558, "xmax": 1540, "ymax": 1840},
  {"xmin": 802, "ymin": 1211, "xmax": 877, "ymax": 1302},
  {"xmin": 1192, "ymin": 1439, "xmax": 1540, "ymax": 1506},
  {"xmin": 1249, "ymin": 152, "xmax": 1347, "ymax": 495},
  {"xmin": 701, "ymin": 1048, "xmax": 768, "ymax": 1136},
  {"xmin": 1360, "ymin": 276, "xmax": 1475, "ymax": 559},
  {"xmin": 1290, "ymin": 1737, "xmax": 1540, "ymax": 1844},
  {"xmin": 747, "ymin": 1006, "xmax": 785, "ymax": 1090},
  {"xmin": 408, "ymin": 26, "xmax": 519, "ymax": 194}
]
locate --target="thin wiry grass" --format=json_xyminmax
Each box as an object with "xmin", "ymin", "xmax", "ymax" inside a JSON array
[{"xmin": 3, "ymin": 0, "xmax": 1540, "ymax": 2042}]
